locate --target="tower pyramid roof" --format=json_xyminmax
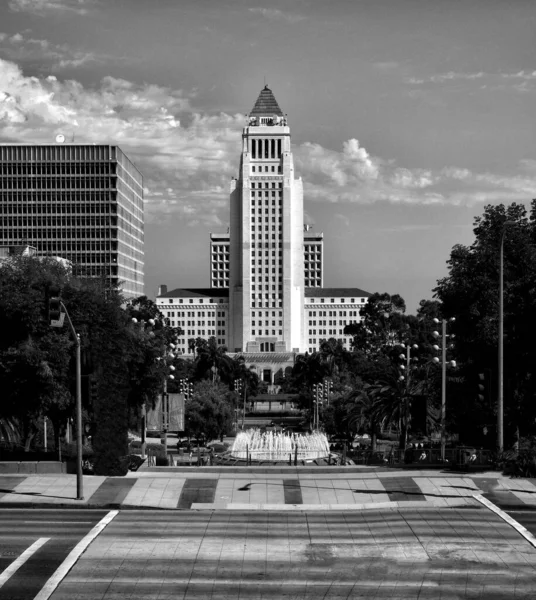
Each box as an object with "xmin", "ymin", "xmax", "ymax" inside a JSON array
[{"xmin": 249, "ymin": 86, "xmax": 284, "ymax": 117}]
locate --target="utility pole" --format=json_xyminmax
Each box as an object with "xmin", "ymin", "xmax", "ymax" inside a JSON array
[{"xmin": 49, "ymin": 289, "xmax": 83, "ymax": 500}]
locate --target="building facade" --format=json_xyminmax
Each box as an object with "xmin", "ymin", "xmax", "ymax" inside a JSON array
[
  {"xmin": 157, "ymin": 87, "xmax": 370, "ymax": 382},
  {"xmin": 0, "ymin": 143, "xmax": 144, "ymax": 297}
]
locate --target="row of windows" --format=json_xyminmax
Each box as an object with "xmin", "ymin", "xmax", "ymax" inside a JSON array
[
  {"xmin": 251, "ymin": 182, "xmax": 282, "ymax": 189},
  {"xmin": 3, "ymin": 178, "xmax": 117, "ymax": 190},
  {"xmin": 309, "ymin": 319, "xmax": 357, "ymax": 327},
  {"xmin": 308, "ymin": 310, "xmax": 360, "ymax": 317},
  {"xmin": 250, "ymin": 193, "xmax": 282, "ymax": 200},
  {"xmin": 165, "ymin": 311, "xmax": 226, "ymax": 318},
  {"xmin": 250, "ymin": 138, "xmax": 282, "ymax": 159},
  {"xmin": 307, "ymin": 298, "xmax": 367, "ymax": 304},
  {"xmin": 252, "ymin": 330, "xmax": 282, "ymax": 336},
  {"xmin": 251, "ymin": 300, "xmax": 282, "ymax": 308},
  {"xmin": 309, "ymin": 329, "xmax": 348, "ymax": 336},
  {"xmin": 252, "ymin": 311, "xmax": 282, "ymax": 317},
  {"xmin": 163, "ymin": 298, "xmax": 226, "ymax": 304},
  {"xmin": 251, "ymin": 165, "xmax": 282, "ymax": 173},
  {"xmin": 0, "ymin": 164, "xmax": 117, "ymax": 176},
  {"xmin": 252, "ymin": 321, "xmax": 282, "ymax": 326}
]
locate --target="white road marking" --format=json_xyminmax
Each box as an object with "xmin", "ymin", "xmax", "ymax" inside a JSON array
[
  {"xmin": 473, "ymin": 493, "xmax": 536, "ymax": 549},
  {"xmin": 33, "ymin": 509, "xmax": 118, "ymax": 600},
  {"xmin": 0, "ymin": 538, "xmax": 50, "ymax": 588}
]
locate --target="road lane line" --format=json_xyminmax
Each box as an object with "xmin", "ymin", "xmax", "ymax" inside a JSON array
[
  {"xmin": 0, "ymin": 538, "xmax": 50, "ymax": 588},
  {"xmin": 33, "ymin": 509, "xmax": 118, "ymax": 600},
  {"xmin": 473, "ymin": 493, "xmax": 536, "ymax": 549}
]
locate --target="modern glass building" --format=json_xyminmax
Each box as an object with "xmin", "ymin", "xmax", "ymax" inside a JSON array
[{"xmin": 0, "ymin": 143, "xmax": 144, "ymax": 297}]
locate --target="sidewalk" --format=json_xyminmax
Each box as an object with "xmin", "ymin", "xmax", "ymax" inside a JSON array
[{"xmin": 1, "ymin": 468, "xmax": 535, "ymax": 511}]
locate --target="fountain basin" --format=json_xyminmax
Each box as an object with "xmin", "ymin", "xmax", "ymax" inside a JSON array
[{"xmin": 230, "ymin": 429, "xmax": 330, "ymax": 462}]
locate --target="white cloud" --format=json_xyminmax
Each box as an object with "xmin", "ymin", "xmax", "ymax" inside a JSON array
[
  {"xmin": 407, "ymin": 70, "xmax": 536, "ymax": 92},
  {"xmin": 0, "ymin": 58, "xmax": 533, "ymax": 227},
  {"xmin": 0, "ymin": 58, "xmax": 242, "ymax": 226},
  {"xmin": 0, "ymin": 30, "xmax": 101, "ymax": 70},
  {"xmin": 8, "ymin": 0, "xmax": 93, "ymax": 15},
  {"xmin": 248, "ymin": 7, "xmax": 305, "ymax": 23},
  {"xmin": 407, "ymin": 72, "xmax": 485, "ymax": 85},
  {"xmin": 294, "ymin": 137, "xmax": 534, "ymax": 207}
]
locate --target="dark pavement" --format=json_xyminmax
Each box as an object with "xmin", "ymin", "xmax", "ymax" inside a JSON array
[
  {"xmin": 40, "ymin": 508, "xmax": 536, "ymax": 599},
  {"xmin": 0, "ymin": 509, "xmax": 108, "ymax": 600}
]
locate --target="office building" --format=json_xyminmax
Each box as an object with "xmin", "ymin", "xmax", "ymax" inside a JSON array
[{"xmin": 0, "ymin": 143, "xmax": 144, "ymax": 297}]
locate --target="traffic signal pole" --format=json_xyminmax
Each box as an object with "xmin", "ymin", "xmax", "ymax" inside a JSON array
[{"xmin": 60, "ymin": 304, "xmax": 83, "ymax": 500}]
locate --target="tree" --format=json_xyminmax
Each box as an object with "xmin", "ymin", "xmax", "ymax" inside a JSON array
[
  {"xmin": 0, "ymin": 256, "xmax": 176, "ymax": 473},
  {"xmin": 193, "ymin": 337, "xmax": 234, "ymax": 384},
  {"xmin": 434, "ymin": 202, "xmax": 536, "ymax": 447},
  {"xmin": 185, "ymin": 380, "xmax": 234, "ymax": 443}
]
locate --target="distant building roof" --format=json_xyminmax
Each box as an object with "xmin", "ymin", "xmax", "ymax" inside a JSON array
[
  {"xmin": 249, "ymin": 86, "xmax": 284, "ymax": 117},
  {"xmin": 233, "ymin": 353, "xmax": 295, "ymax": 363},
  {"xmin": 159, "ymin": 288, "xmax": 229, "ymax": 299},
  {"xmin": 305, "ymin": 287, "xmax": 371, "ymax": 298}
]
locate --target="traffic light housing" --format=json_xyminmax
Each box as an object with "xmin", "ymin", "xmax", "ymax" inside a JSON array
[
  {"xmin": 48, "ymin": 285, "xmax": 63, "ymax": 323},
  {"xmin": 477, "ymin": 371, "xmax": 491, "ymax": 405},
  {"xmin": 89, "ymin": 376, "xmax": 98, "ymax": 405}
]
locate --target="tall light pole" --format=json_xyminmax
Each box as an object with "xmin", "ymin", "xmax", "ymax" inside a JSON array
[
  {"xmin": 498, "ymin": 221, "xmax": 515, "ymax": 453},
  {"xmin": 49, "ymin": 290, "xmax": 83, "ymax": 501},
  {"xmin": 398, "ymin": 344, "xmax": 418, "ymax": 450},
  {"xmin": 433, "ymin": 318, "xmax": 456, "ymax": 462}
]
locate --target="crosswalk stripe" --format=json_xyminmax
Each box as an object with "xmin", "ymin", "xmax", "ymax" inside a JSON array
[
  {"xmin": 34, "ymin": 509, "xmax": 118, "ymax": 600},
  {"xmin": 0, "ymin": 537, "xmax": 50, "ymax": 588}
]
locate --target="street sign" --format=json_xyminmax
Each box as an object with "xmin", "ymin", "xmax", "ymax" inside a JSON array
[{"xmin": 50, "ymin": 312, "xmax": 66, "ymax": 328}]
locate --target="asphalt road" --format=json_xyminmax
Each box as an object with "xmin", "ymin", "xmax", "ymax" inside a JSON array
[
  {"xmin": 3, "ymin": 507, "xmax": 536, "ymax": 599},
  {"xmin": 0, "ymin": 509, "xmax": 108, "ymax": 600},
  {"xmin": 506, "ymin": 509, "xmax": 536, "ymax": 536}
]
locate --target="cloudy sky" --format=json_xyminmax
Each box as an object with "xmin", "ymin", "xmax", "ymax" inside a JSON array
[{"xmin": 1, "ymin": 0, "xmax": 535, "ymax": 312}]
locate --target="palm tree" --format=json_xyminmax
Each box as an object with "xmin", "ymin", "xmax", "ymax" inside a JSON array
[{"xmin": 194, "ymin": 337, "xmax": 234, "ymax": 384}]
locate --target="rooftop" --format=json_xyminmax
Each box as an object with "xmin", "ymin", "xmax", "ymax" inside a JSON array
[
  {"xmin": 159, "ymin": 288, "xmax": 229, "ymax": 299},
  {"xmin": 304, "ymin": 287, "xmax": 371, "ymax": 298},
  {"xmin": 249, "ymin": 86, "xmax": 284, "ymax": 117}
]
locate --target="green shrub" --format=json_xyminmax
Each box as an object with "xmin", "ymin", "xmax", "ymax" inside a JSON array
[
  {"xmin": 145, "ymin": 442, "xmax": 166, "ymax": 457},
  {"xmin": 62, "ymin": 442, "xmax": 94, "ymax": 460},
  {"xmin": 501, "ymin": 437, "xmax": 536, "ymax": 478}
]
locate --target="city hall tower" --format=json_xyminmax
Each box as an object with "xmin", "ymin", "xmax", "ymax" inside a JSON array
[{"xmin": 228, "ymin": 86, "xmax": 305, "ymax": 353}]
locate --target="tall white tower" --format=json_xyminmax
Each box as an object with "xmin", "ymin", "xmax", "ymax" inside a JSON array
[{"xmin": 229, "ymin": 86, "xmax": 305, "ymax": 353}]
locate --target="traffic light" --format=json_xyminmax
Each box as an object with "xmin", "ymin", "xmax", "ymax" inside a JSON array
[
  {"xmin": 477, "ymin": 371, "xmax": 491, "ymax": 404},
  {"xmin": 48, "ymin": 285, "xmax": 63, "ymax": 324},
  {"xmin": 88, "ymin": 376, "xmax": 98, "ymax": 405}
]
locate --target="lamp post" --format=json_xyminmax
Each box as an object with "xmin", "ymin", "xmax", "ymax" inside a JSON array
[
  {"xmin": 498, "ymin": 221, "xmax": 515, "ymax": 453},
  {"xmin": 234, "ymin": 379, "xmax": 243, "ymax": 430},
  {"xmin": 432, "ymin": 318, "xmax": 456, "ymax": 462},
  {"xmin": 398, "ymin": 344, "xmax": 418, "ymax": 450}
]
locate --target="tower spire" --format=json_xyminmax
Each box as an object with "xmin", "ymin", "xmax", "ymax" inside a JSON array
[{"xmin": 249, "ymin": 86, "xmax": 284, "ymax": 118}]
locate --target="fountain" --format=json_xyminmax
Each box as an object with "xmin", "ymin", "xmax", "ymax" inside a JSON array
[{"xmin": 231, "ymin": 429, "xmax": 330, "ymax": 461}]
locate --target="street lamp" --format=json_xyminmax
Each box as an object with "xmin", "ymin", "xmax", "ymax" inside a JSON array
[
  {"xmin": 398, "ymin": 343, "xmax": 419, "ymax": 450},
  {"xmin": 498, "ymin": 220, "xmax": 515, "ymax": 453},
  {"xmin": 432, "ymin": 318, "xmax": 456, "ymax": 461}
]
